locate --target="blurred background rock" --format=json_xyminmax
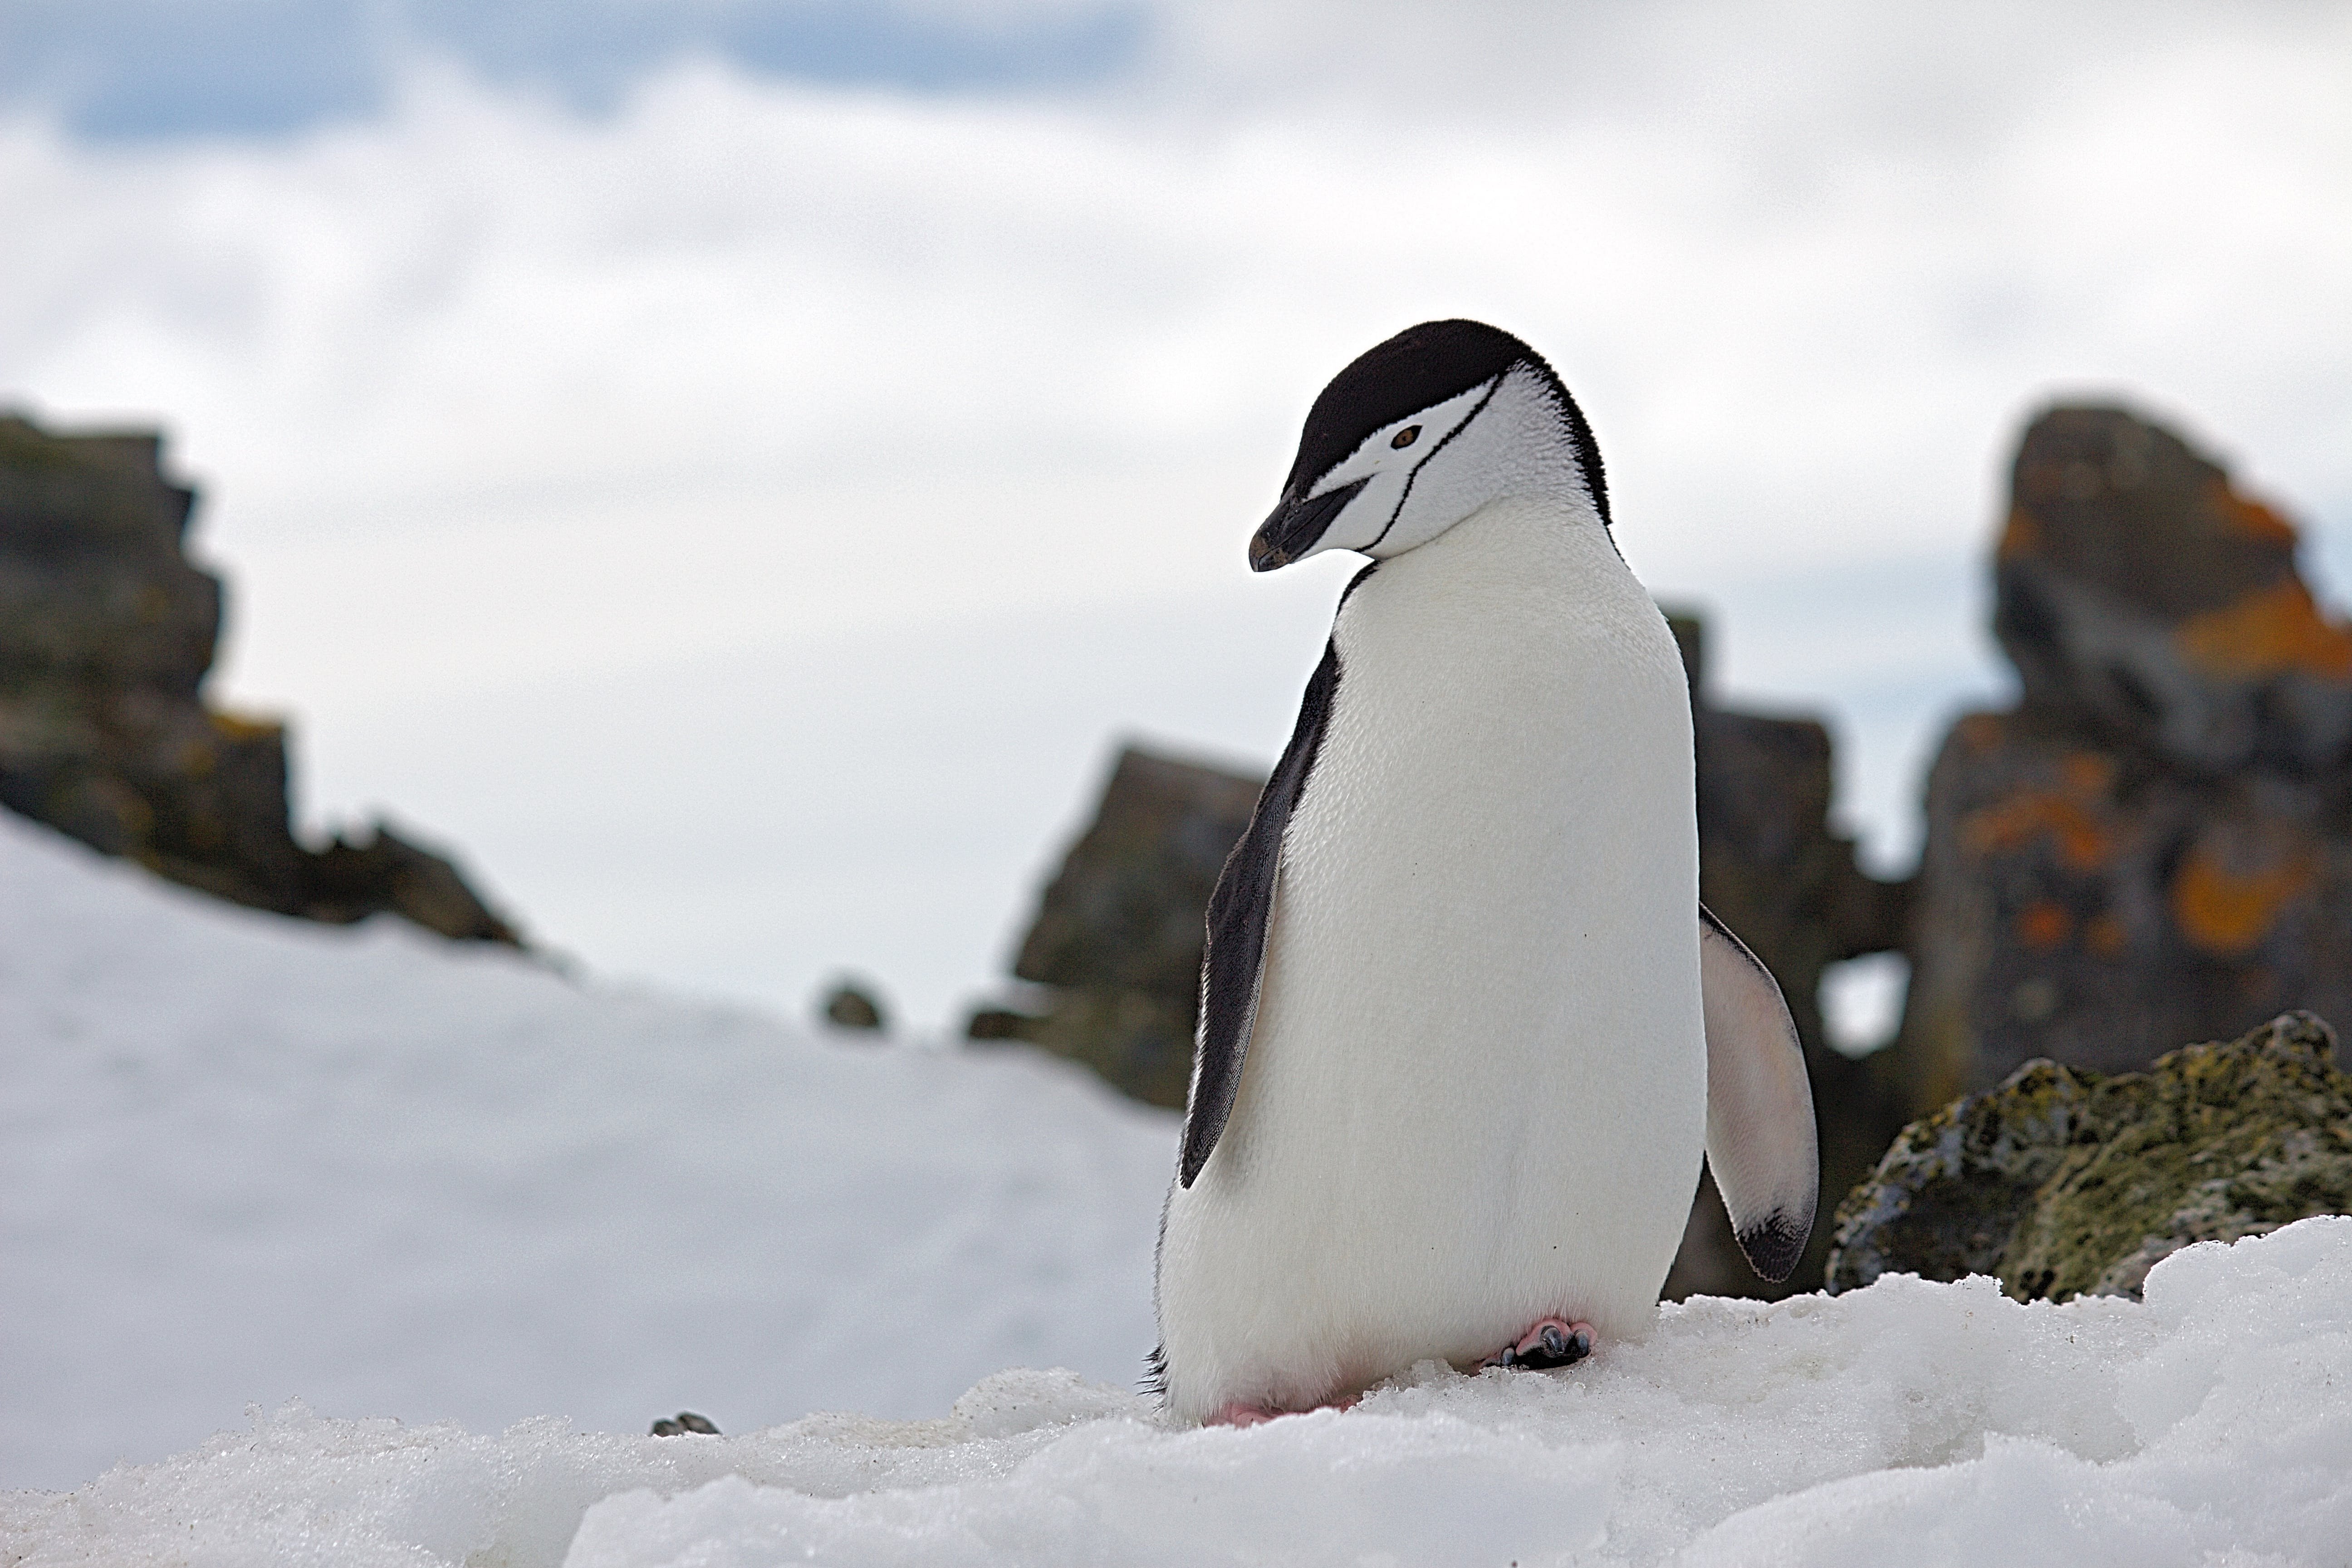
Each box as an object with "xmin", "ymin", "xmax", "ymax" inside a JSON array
[
  {"xmin": 819, "ymin": 977, "xmax": 890, "ymax": 1034},
  {"xmin": 0, "ymin": 413, "xmax": 518, "ymax": 944},
  {"xmin": 1889, "ymin": 405, "xmax": 2352, "ymax": 1116},
  {"xmin": 967, "ymin": 747, "xmax": 1261, "ymax": 1108}
]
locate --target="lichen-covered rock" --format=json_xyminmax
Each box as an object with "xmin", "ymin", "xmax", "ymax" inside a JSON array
[
  {"xmin": 1826, "ymin": 1011, "xmax": 2352, "ymax": 1300},
  {"xmin": 1884, "ymin": 405, "xmax": 2352, "ymax": 1118},
  {"xmin": 1994, "ymin": 407, "xmax": 2352, "ymax": 775},
  {"xmin": 0, "ymin": 412, "xmax": 519, "ymax": 944}
]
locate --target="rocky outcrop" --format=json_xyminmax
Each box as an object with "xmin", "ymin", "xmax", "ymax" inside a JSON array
[
  {"xmin": 969, "ymin": 745, "xmax": 1261, "ymax": 1107},
  {"xmin": 1826, "ymin": 1011, "xmax": 2352, "ymax": 1300},
  {"xmin": 0, "ymin": 412, "xmax": 518, "ymax": 943},
  {"xmin": 1662, "ymin": 612, "xmax": 1913, "ymax": 1298},
  {"xmin": 1884, "ymin": 407, "xmax": 2352, "ymax": 1117}
]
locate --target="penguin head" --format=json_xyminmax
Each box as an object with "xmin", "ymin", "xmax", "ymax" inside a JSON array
[{"xmin": 1249, "ymin": 318, "xmax": 1610, "ymax": 572}]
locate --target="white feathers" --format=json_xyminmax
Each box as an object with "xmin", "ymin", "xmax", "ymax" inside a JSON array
[{"xmin": 1699, "ymin": 912, "xmax": 1820, "ymax": 1282}]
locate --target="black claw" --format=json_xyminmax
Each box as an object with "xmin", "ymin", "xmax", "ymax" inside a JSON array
[{"xmin": 1512, "ymin": 1326, "xmax": 1593, "ymax": 1371}]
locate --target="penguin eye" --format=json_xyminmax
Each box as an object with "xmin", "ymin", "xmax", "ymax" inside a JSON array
[{"xmin": 1391, "ymin": 426, "xmax": 1421, "ymax": 450}]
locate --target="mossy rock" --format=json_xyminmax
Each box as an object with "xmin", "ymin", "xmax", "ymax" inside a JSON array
[{"xmin": 1826, "ymin": 1010, "xmax": 2352, "ymax": 1300}]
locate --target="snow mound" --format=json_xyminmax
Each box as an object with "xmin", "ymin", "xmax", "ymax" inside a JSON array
[
  {"xmin": 0, "ymin": 812, "xmax": 1176, "ymax": 1490},
  {"xmin": 9, "ymin": 1219, "xmax": 2349, "ymax": 1567}
]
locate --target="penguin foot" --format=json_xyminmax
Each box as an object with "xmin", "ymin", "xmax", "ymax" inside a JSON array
[
  {"xmin": 1204, "ymin": 1402, "xmax": 1283, "ymax": 1426},
  {"xmin": 1202, "ymin": 1392, "xmax": 1360, "ymax": 1427},
  {"xmin": 1482, "ymin": 1318, "xmax": 1594, "ymax": 1371}
]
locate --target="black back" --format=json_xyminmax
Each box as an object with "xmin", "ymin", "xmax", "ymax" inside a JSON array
[{"xmin": 1281, "ymin": 318, "xmax": 1612, "ymax": 531}]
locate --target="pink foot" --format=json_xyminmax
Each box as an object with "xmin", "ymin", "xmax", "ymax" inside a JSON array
[
  {"xmin": 1480, "ymin": 1318, "xmax": 1594, "ymax": 1371},
  {"xmin": 1203, "ymin": 1392, "xmax": 1360, "ymax": 1426},
  {"xmin": 1204, "ymin": 1402, "xmax": 1281, "ymax": 1427}
]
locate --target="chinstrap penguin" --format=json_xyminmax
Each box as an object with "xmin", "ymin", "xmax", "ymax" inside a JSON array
[{"xmin": 1152, "ymin": 320, "xmax": 1818, "ymax": 1426}]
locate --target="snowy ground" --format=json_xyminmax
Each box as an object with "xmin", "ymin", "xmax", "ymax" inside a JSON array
[
  {"xmin": 8, "ymin": 1222, "xmax": 2350, "ymax": 1566},
  {"xmin": 8, "ymin": 811, "xmax": 2352, "ymax": 1566},
  {"xmin": 0, "ymin": 811, "xmax": 1176, "ymax": 1492}
]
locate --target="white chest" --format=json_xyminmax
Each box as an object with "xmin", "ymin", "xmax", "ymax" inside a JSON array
[{"xmin": 1154, "ymin": 495, "xmax": 1708, "ymax": 1418}]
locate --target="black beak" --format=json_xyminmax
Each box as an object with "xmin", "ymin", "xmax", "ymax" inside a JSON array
[{"xmin": 1248, "ymin": 478, "xmax": 1369, "ymax": 572}]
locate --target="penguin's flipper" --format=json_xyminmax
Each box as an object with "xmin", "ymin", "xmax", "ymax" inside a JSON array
[
  {"xmin": 1698, "ymin": 904, "xmax": 1819, "ymax": 1282},
  {"xmin": 1178, "ymin": 638, "xmax": 1342, "ymax": 1188}
]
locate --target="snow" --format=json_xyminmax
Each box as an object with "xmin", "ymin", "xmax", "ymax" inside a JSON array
[
  {"xmin": 0, "ymin": 811, "xmax": 1176, "ymax": 1492},
  {"xmin": 9, "ymin": 809, "xmax": 2352, "ymax": 1566},
  {"xmin": 10, "ymin": 1222, "xmax": 2351, "ymax": 1566}
]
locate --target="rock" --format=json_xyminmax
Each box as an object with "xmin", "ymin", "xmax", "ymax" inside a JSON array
[
  {"xmin": 649, "ymin": 1411, "xmax": 720, "ymax": 1436},
  {"xmin": 821, "ymin": 981, "xmax": 888, "ymax": 1032},
  {"xmin": 1995, "ymin": 407, "xmax": 2352, "ymax": 775},
  {"xmin": 1883, "ymin": 406, "xmax": 2352, "ymax": 1117},
  {"xmin": 0, "ymin": 412, "xmax": 520, "ymax": 945},
  {"xmin": 1660, "ymin": 609, "xmax": 1913, "ymax": 1299},
  {"xmin": 968, "ymin": 745, "xmax": 1261, "ymax": 1107},
  {"xmin": 1825, "ymin": 1011, "xmax": 2352, "ymax": 1300}
]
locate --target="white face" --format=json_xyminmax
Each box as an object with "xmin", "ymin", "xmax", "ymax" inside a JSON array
[
  {"xmin": 1254, "ymin": 364, "xmax": 1589, "ymax": 571},
  {"xmin": 1290, "ymin": 378, "xmax": 1498, "ymax": 558}
]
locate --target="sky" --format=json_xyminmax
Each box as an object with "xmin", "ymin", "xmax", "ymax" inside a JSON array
[{"xmin": 3, "ymin": 0, "xmax": 2348, "ymax": 1037}]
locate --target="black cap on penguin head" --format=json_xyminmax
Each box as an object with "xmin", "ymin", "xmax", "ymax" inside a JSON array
[
  {"xmin": 1250, "ymin": 319, "xmax": 1610, "ymax": 572},
  {"xmin": 1284, "ymin": 320, "xmax": 1537, "ymax": 499}
]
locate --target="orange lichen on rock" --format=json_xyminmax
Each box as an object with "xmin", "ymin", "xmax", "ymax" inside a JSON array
[
  {"xmin": 208, "ymin": 710, "xmax": 283, "ymax": 742},
  {"xmin": 2060, "ymin": 753, "xmax": 2115, "ymax": 797},
  {"xmin": 2176, "ymin": 578, "xmax": 2352, "ymax": 684},
  {"xmin": 2017, "ymin": 900, "xmax": 2072, "ymax": 950},
  {"xmin": 1996, "ymin": 508, "xmax": 2040, "ymax": 562},
  {"xmin": 1963, "ymin": 791, "xmax": 2113, "ymax": 872},
  {"xmin": 1957, "ymin": 713, "xmax": 2006, "ymax": 753},
  {"xmin": 2210, "ymin": 476, "xmax": 2298, "ymax": 548},
  {"xmin": 2171, "ymin": 843, "xmax": 2316, "ymax": 956},
  {"xmin": 2085, "ymin": 911, "xmax": 2128, "ymax": 958}
]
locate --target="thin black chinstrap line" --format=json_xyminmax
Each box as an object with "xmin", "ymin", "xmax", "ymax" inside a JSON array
[{"xmin": 1364, "ymin": 371, "xmax": 1507, "ymax": 553}]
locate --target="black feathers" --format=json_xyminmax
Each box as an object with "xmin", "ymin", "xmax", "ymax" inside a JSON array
[
  {"xmin": 1281, "ymin": 318, "xmax": 1612, "ymax": 531},
  {"xmin": 1178, "ymin": 631, "xmax": 1345, "ymax": 1187},
  {"xmin": 1283, "ymin": 320, "xmax": 1524, "ymax": 495},
  {"xmin": 1735, "ymin": 1214, "xmax": 1809, "ymax": 1285}
]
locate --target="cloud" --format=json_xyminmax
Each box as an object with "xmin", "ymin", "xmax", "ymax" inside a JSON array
[{"xmin": 1, "ymin": 6, "xmax": 2346, "ymax": 1023}]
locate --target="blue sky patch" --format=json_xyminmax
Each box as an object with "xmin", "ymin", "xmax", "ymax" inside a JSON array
[{"xmin": 0, "ymin": 0, "xmax": 1146, "ymax": 140}]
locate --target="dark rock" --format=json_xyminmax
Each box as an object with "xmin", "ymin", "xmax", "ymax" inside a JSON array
[
  {"xmin": 1661, "ymin": 608, "xmax": 1913, "ymax": 1299},
  {"xmin": 1012, "ymin": 746, "xmax": 1265, "ymax": 1002},
  {"xmin": 0, "ymin": 412, "xmax": 520, "ymax": 945},
  {"xmin": 1883, "ymin": 406, "xmax": 2352, "ymax": 1118},
  {"xmin": 821, "ymin": 980, "xmax": 887, "ymax": 1032},
  {"xmin": 968, "ymin": 745, "xmax": 1260, "ymax": 1107},
  {"xmin": 1994, "ymin": 407, "xmax": 2352, "ymax": 776},
  {"xmin": 964, "ymin": 1008, "xmax": 1032, "ymax": 1043},
  {"xmin": 650, "ymin": 1411, "xmax": 720, "ymax": 1436},
  {"xmin": 1826, "ymin": 1011, "xmax": 2352, "ymax": 1300}
]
